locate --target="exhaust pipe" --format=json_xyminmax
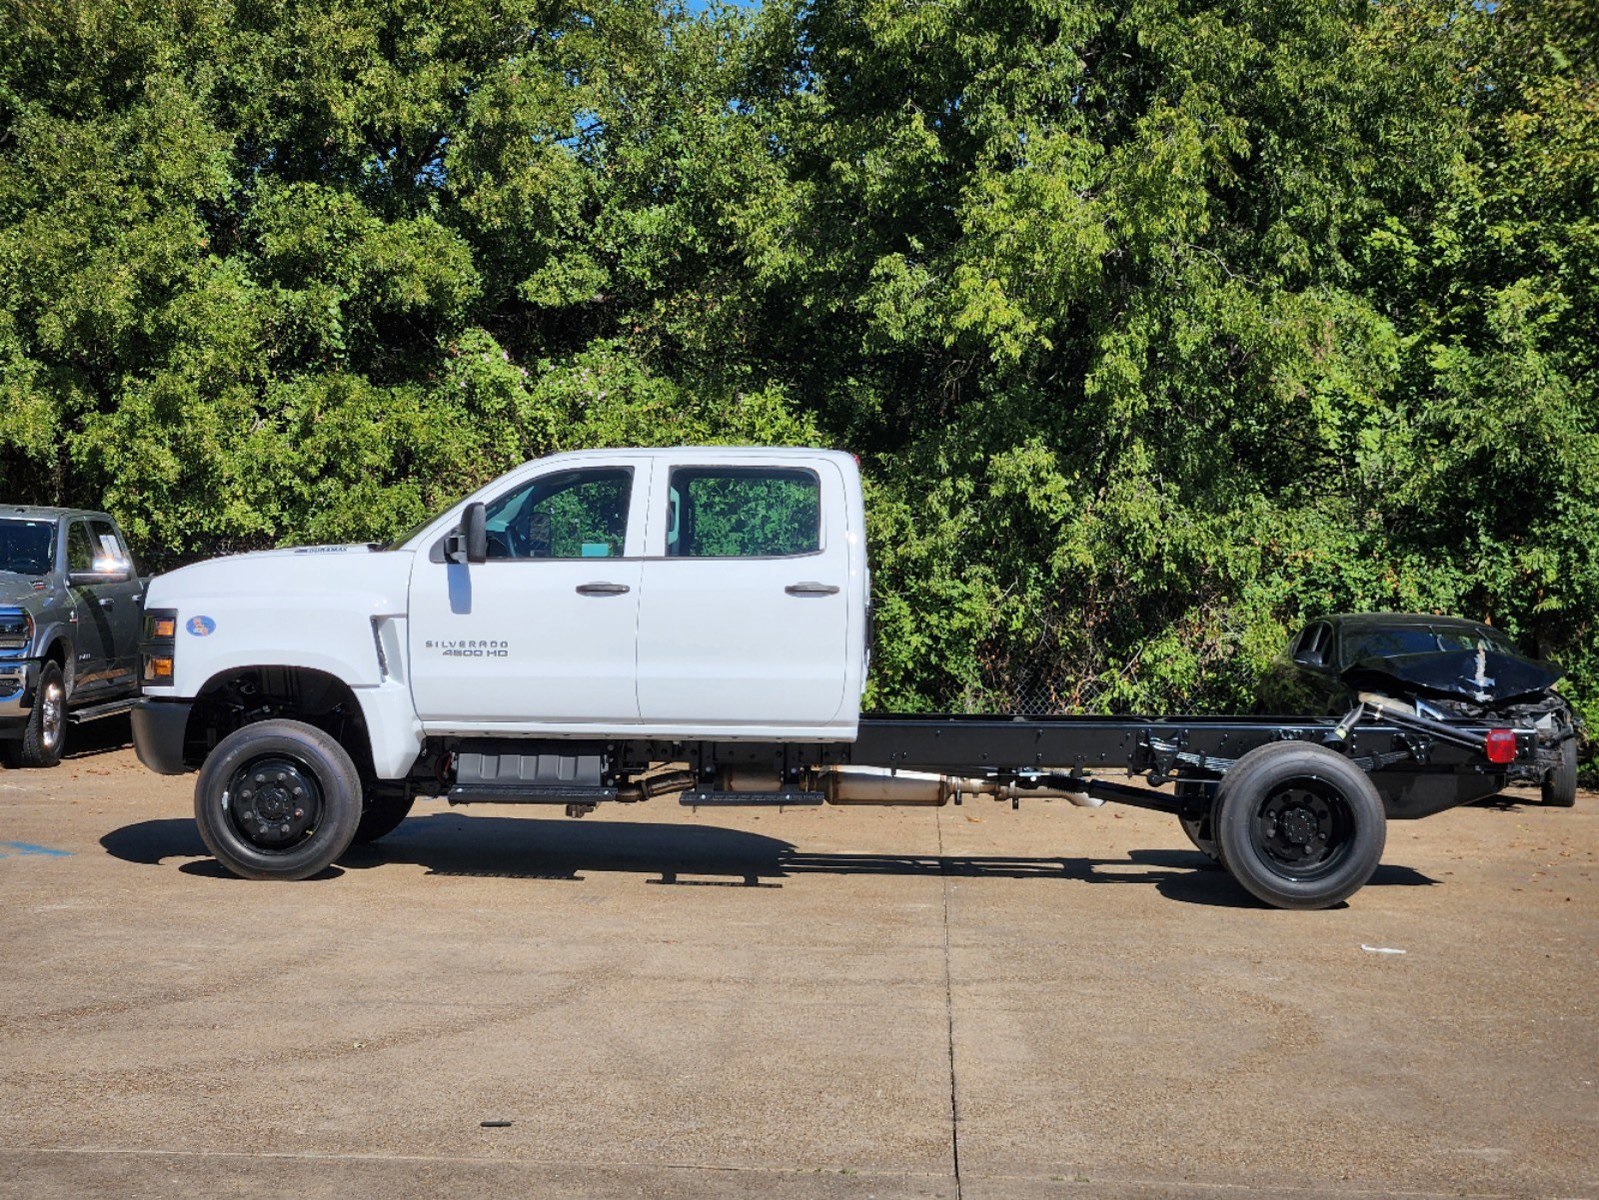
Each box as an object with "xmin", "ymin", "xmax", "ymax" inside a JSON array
[{"xmin": 813, "ymin": 767, "xmax": 1104, "ymax": 808}]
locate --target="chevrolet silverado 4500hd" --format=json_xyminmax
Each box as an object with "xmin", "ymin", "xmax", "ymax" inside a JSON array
[{"xmin": 131, "ymin": 447, "xmax": 1543, "ymax": 909}]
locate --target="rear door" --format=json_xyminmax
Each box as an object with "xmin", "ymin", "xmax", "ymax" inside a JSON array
[
  {"xmin": 407, "ymin": 461, "xmax": 647, "ymax": 728},
  {"xmin": 635, "ymin": 459, "xmax": 850, "ymax": 728}
]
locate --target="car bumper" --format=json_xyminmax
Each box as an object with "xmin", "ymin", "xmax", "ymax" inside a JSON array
[
  {"xmin": 132, "ymin": 697, "xmax": 194, "ymax": 775},
  {"xmin": 0, "ymin": 659, "xmax": 39, "ymax": 730}
]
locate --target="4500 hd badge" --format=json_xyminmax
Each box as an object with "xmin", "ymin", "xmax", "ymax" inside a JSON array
[{"xmin": 425, "ymin": 639, "xmax": 511, "ymax": 658}]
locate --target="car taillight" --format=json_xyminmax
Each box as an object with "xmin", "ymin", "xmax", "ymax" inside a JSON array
[{"xmin": 1484, "ymin": 728, "xmax": 1518, "ymax": 765}]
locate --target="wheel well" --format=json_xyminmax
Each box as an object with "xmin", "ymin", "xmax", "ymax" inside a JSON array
[{"xmin": 184, "ymin": 666, "xmax": 375, "ymax": 777}]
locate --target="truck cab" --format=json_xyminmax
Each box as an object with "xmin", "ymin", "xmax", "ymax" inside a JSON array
[{"xmin": 134, "ymin": 448, "xmax": 870, "ymax": 786}]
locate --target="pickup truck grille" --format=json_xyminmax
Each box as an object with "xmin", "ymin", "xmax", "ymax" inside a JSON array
[{"xmin": 0, "ymin": 608, "xmax": 31, "ymax": 656}]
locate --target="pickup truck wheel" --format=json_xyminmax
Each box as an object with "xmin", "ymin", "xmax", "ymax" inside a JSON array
[
  {"xmin": 350, "ymin": 791, "xmax": 416, "ymax": 845},
  {"xmin": 1542, "ymin": 737, "xmax": 1578, "ymax": 808},
  {"xmin": 194, "ymin": 719, "xmax": 362, "ymax": 880},
  {"xmin": 1213, "ymin": 742, "xmax": 1386, "ymax": 910},
  {"xmin": 9, "ymin": 661, "xmax": 67, "ymax": 769},
  {"xmin": 1175, "ymin": 781, "xmax": 1223, "ymax": 868}
]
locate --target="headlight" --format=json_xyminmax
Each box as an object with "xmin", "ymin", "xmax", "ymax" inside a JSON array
[
  {"xmin": 141, "ymin": 607, "xmax": 177, "ymax": 686},
  {"xmin": 0, "ymin": 609, "xmax": 32, "ymax": 655}
]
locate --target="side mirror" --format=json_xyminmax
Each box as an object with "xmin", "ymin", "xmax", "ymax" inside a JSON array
[
  {"xmin": 446, "ymin": 502, "xmax": 488, "ymax": 564},
  {"xmin": 69, "ymin": 565, "xmax": 132, "ymax": 586}
]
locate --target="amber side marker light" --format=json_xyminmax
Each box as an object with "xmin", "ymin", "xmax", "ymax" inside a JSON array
[
  {"xmin": 151, "ymin": 617, "xmax": 176, "ymax": 639},
  {"xmin": 1484, "ymin": 729, "xmax": 1518, "ymax": 765},
  {"xmin": 144, "ymin": 656, "xmax": 174, "ymax": 685}
]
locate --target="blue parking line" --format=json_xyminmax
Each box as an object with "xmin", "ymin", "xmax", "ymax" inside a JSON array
[{"xmin": 1, "ymin": 841, "xmax": 72, "ymax": 858}]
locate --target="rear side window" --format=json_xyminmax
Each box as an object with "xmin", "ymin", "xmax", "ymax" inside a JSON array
[{"xmin": 667, "ymin": 468, "xmax": 821, "ymax": 558}]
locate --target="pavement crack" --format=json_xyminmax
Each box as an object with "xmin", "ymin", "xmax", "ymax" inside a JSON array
[{"xmin": 936, "ymin": 807, "xmax": 963, "ymax": 1200}]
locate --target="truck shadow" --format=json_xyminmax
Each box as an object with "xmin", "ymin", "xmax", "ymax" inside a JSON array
[{"xmin": 99, "ymin": 812, "xmax": 1437, "ymax": 908}]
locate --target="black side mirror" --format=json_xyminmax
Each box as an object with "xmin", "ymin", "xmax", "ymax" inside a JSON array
[{"xmin": 446, "ymin": 502, "xmax": 488, "ymax": 564}]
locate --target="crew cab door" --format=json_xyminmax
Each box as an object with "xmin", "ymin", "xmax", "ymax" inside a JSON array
[
  {"xmin": 406, "ymin": 462, "xmax": 647, "ymax": 728},
  {"xmin": 635, "ymin": 459, "xmax": 851, "ymax": 727}
]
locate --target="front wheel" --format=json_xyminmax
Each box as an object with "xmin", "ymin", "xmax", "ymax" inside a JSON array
[
  {"xmin": 7, "ymin": 660, "xmax": 67, "ymax": 768},
  {"xmin": 194, "ymin": 719, "xmax": 363, "ymax": 880},
  {"xmin": 1213, "ymin": 741, "xmax": 1387, "ymax": 910}
]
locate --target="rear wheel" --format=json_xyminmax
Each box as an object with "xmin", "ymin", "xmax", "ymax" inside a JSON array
[
  {"xmin": 1213, "ymin": 742, "xmax": 1386, "ymax": 910},
  {"xmin": 194, "ymin": 719, "xmax": 362, "ymax": 880},
  {"xmin": 1542, "ymin": 737, "xmax": 1578, "ymax": 808}
]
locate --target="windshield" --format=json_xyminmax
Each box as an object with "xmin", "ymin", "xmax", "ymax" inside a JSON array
[
  {"xmin": 0, "ymin": 519, "xmax": 56, "ymax": 575},
  {"xmin": 1342, "ymin": 625, "xmax": 1521, "ymax": 664}
]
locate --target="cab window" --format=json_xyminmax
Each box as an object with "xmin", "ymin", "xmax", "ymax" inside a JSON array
[
  {"xmin": 482, "ymin": 468, "xmax": 632, "ymax": 560},
  {"xmin": 88, "ymin": 519, "xmax": 133, "ymax": 573},
  {"xmin": 66, "ymin": 522, "xmax": 95, "ymax": 573},
  {"xmin": 666, "ymin": 468, "xmax": 820, "ymax": 558}
]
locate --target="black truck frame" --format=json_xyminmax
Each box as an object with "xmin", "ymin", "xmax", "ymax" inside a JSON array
[{"xmin": 382, "ymin": 699, "xmax": 1535, "ymax": 911}]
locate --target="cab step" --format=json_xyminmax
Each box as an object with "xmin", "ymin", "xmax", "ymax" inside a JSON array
[
  {"xmin": 449, "ymin": 784, "xmax": 619, "ymax": 805},
  {"xmin": 68, "ymin": 698, "xmax": 136, "ymax": 724}
]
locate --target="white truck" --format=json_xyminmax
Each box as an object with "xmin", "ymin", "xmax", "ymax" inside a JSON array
[{"xmin": 132, "ymin": 446, "xmax": 1540, "ymax": 909}]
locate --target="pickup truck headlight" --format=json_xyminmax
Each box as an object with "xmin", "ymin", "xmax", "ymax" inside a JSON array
[
  {"xmin": 141, "ymin": 608, "xmax": 177, "ymax": 686},
  {"xmin": 0, "ymin": 608, "xmax": 32, "ymax": 655}
]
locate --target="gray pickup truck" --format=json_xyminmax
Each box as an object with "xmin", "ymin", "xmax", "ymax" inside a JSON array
[{"xmin": 0, "ymin": 507, "xmax": 144, "ymax": 767}]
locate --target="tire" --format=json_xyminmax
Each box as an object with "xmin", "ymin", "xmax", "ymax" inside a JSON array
[
  {"xmin": 350, "ymin": 790, "xmax": 416, "ymax": 845},
  {"xmin": 1175, "ymin": 780, "xmax": 1224, "ymax": 868},
  {"xmin": 193, "ymin": 719, "xmax": 363, "ymax": 880},
  {"xmin": 1213, "ymin": 741, "xmax": 1387, "ymax": 910},
  {"xmin": 1542, "ymin": 737, "xmax": 1578, "ymax": 808},
  {"xmin": 9, "ymin": 660, "xmax": 67, "ymax": 768}
]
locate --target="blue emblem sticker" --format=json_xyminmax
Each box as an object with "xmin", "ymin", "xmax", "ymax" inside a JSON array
[{"xmin": 187, "ymin": 615, "xmax": 216, "ymax": 637}]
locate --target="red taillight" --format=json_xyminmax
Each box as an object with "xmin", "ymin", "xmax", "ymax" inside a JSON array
[{"xmin": 1484, "ymin": 729, "xmax": 1518, "ymax": 765}]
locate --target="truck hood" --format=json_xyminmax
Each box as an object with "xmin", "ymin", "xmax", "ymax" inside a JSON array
[
  {"xmin": 147, "ymin": 544, "xmax": 414, "ymax": 611},
  {"xmin": 0, "ymin": 572, "xmax": 49, "ymax": 605},
  {"xmin": 1341, "ymin": 648, "xmax": 1563, "ymax": 706}
]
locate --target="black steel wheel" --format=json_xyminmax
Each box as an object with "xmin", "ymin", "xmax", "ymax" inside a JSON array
[
  {"xmin": 1213, "ymin": 741, "xmax": 1386, "ymax": 910},
  {"xmin": 350, "ymin": 790, "xmax": 416, "ymax": 845},
  {"xmin": 194, "ymin": 719, "xmax": 362, "ymax": 880}
]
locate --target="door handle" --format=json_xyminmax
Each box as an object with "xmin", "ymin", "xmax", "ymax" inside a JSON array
[
  {"xmin": 99, "ymin": 598, "xmax": 115, "ymax": 609},
  {"xmin": 785, "ymin": 582, "xmax": 840, "ymax": 596},
  {"xmin": 575, "ymin": 582, "xmax": 631, "ymax": 596}
]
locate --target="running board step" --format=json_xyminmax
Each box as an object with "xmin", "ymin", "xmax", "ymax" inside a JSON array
[
  {"xmin": 679, "ymin": 790, "xmax": 824, "ymax": 807},
  {"xmin": 69, "ymin": 699, "xmax": 135, "ymax": 724},
  {"xmin": 449, "ymin": 785, "xmax": 619, "ymax": 805}
]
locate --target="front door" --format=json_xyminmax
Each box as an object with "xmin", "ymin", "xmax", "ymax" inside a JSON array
[{"xmin": 407, "ymin": 463, "xmax": 646, "ymax": 728}]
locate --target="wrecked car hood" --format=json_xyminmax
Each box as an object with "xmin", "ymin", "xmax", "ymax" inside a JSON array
[{"xmin": 1342, "ymin": 648, "xmax": 1564, "ymax": 706}]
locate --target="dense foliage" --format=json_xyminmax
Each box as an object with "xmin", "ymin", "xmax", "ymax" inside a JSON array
[{"xmin": 1, "ymin": 0, "xmax": 1595, "ymax": 731}]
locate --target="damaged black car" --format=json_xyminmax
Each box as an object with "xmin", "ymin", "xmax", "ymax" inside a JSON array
[{"xmin": 1259, "ymin": 613, "xmax": 1581, "ymax": 807}]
